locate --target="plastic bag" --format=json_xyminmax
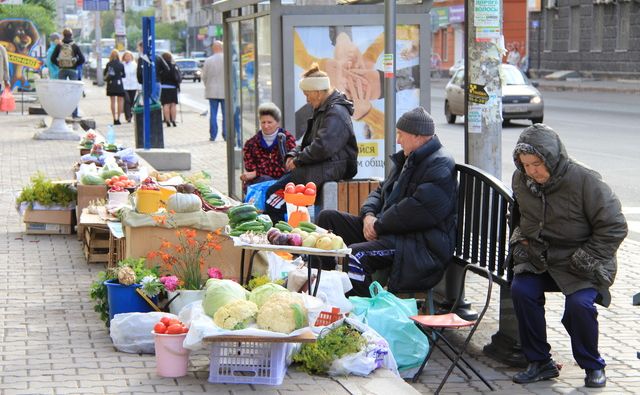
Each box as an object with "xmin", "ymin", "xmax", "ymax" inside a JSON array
[
  {"xmin": 0, "ymin": 86, "xmax": 15, "ymax": 112},
  {"xmin": 99, "ymin": 156, "xmax": 125, "ymax": 179},
  {"xmin": 110, "ymin": 312, "xmax": 178, "ymax": 354},
  {"xmin": 115, "ymin": 147, "xmax": 139, "ymax": 168},
  {"xmin": 349, "ymin": 281, "xmax": 428, "ymax": 375},
  {"xmin": 245, "ymin": 179, "xmax": 277, "ymax": 211}
]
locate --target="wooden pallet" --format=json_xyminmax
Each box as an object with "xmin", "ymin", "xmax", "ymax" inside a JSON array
[
  {"xmin": 336, "ymin": 180, "xmax": 380, "ymax": 216},
  {"xmin": 83, "ymin": 227, "xmax": 110, "ymax": 264}
]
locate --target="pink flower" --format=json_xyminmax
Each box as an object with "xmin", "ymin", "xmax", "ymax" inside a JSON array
[
  {"xmin": 207, "ymin": 267, "xmax": 223, "ymax": 279},
  {"xmin": 160, "ymin": 275, "xmax": 179, "ymax": 292}
]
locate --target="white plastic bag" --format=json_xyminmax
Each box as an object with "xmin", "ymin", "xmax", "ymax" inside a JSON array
[{"xmin": 109, "ymin": 312, "xmax": 178, "ymax": 354}]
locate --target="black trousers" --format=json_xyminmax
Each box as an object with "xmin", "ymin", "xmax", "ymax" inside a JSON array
[
  {"xmin": 315, "ymin": 209, "xmax": 395, "ymax": 297},
  {"xmin": 123, "ymin": 90, "xmax": 137, "ymax": 121}
]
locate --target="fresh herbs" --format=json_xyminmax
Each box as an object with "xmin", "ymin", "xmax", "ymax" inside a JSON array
[
  {"xmin": 293, "ymin": 323, "xmax": 366, "ymax": 375},
  {"xmin": 17, "ymin": 172, "xmax": 76, "ymax": 207},
  {"xmin": 245, "ymin": 274, "xmax": 285, "ymax": 291}
]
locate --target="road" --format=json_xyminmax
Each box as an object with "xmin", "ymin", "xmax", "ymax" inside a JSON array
[{"xmin": 179, "ymin": 80, "xmax": 640, "ymax": 241}]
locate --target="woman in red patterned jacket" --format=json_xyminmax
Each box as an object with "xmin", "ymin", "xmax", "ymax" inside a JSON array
[{"xmin": 240, "ymin": 102, "xmax": 297, "ymax": 194}]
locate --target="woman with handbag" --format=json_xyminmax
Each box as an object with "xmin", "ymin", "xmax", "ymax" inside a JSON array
[
  {"xmin": 103, "ymin": 50, "xmax": 125, "ymax": 125},
  {"xmin": 121, "ymin": 51, "xmax": 139, "ymax": 123}
]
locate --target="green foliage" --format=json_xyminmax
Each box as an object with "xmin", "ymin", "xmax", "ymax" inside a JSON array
[
  {"xmin": 17, "ymin": 172, "xmax": 76, "ymax": 208},
  {"xmin": 293, "ymin": 324, "xmax": 366, "ymax": 375},
  {"xmin": 156, "ymin": 21, "xmax": 187, "ymax": 53},
  {"xmin": 245, "ymin": 275, "xmax": 285, "ymax": 291},
  {"xmin": 0, "ymin": 4, "xmax": 56, "ymax": 36},
  {"xmin": 24, "ymin": 0, "xmax": 55, "ymax": 14}
]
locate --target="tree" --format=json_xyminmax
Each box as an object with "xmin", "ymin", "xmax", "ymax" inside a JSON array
[
  {"xmin": 23, "ymin": 0, "xmax": 56, "ymax": 14},
  {"xmin": 156, "ymin": 21, "xmax": 187, "ymax": 54},
  {"xmin": 0, "ymin": 5, "xmax": 56, "ymax": 37}
]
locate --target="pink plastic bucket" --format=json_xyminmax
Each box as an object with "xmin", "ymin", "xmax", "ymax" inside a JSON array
[{"xmin": 154, "ymin": 332, "xmax": 190, "ymax": 377}]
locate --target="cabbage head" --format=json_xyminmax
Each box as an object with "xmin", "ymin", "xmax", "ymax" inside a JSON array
[
  {"xmin": 202, "ymin": 279, "xmax": 248, "ymax": 317},
  {"xmin": 249, "ymin": 283, "xmax": 288, "ymax": 308}
]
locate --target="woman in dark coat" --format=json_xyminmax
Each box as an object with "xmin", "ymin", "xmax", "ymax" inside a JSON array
[
  {"xmin": 159, "ymin": 51, "xmax": 180, "ymax": 127},
  {"xmin": 509, "ymin": 124, "xmax": 627, "ymax": 389},
  {"xmin": 103, "ymin": 50, "xmax": 125, "ymax": 125}
]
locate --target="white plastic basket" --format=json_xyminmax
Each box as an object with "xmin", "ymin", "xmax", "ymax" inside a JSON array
[{"xmin": 208, "ymin": 341, "xmax": 288, "ymax": 385}]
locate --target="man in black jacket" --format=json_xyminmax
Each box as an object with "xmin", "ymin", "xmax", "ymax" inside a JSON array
[{"xmin": 316, "ymin": 107, "xmax": 458, "ymax": 296}]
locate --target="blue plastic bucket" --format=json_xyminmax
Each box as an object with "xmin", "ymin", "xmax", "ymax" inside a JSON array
[{"xmin": 104, "ymin": 279, "xmax": 158, "ymax": 320}]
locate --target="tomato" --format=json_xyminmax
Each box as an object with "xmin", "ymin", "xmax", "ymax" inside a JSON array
[
  {"xmin": 114, "ymin": 181, "xmax": 125, "ymax": 188},
  {"xmin": 168, "ymin": 318, "xmax": 181, "ymax": 326},
  {"xmin": 111, "ymin": 176, "xmax": 120, "ymax": 182},
  {"xmin": 296, "ymin": 192, "xmax": 304, "ymax": 197},
  {"xmin": 181, "ymin": 326, "xmax": 189, "ymax": 334},
  {"xmin": 154, "ymin": 323, "xmax": 167, "ymax": 334},
  {"xmin": 160, "ymin": 317, "xmax": 172, "ymax": 326},
  {"xmin": 284, "ymin": 185, "xmax": 295, "ymax": 194},
  {"xmin": 294, "ymin": 184, "xmax": 306, "ymax": 193},
  {"xmin": 285, "ymin": 182, "xmax": 295, "ymax": 189},
  {"xmin": 305, "ymin": 182, "xmax": 317, "ymax": 191},
  {"xmin": 166, "ymin": 324, "xmax": 183, "ymax": 334},
  {"xmin": 303, "ymin": 188, "xmax": 316, "ymax": 196},
  {"xmin": 118, "ymin": 175, "xmax": 128, "ymax": 181}
]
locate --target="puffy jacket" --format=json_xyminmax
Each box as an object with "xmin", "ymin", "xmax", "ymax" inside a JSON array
[
  {"xmin": 361, "ymin": 135, "xmax": 458, "ymax": 292},
  {"xmin": 289, "ymin": 90, "xmax": 358, "ymax": 186},
  {"xmin": 511, "ymin": 124, "xmax": 627, "ymax": 307}
]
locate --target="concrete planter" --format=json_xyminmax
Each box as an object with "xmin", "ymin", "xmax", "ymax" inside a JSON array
[{"xmin": 34, "ymin": 79, "xmax": 84, "ymax": 140}]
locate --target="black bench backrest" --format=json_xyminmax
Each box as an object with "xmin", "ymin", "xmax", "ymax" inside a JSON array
[{"xmin": 453, "ymin": 163, "xmax": 514, "ymax": 287}]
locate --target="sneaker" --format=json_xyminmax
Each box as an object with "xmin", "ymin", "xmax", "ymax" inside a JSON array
[
  {"xmin": 513, "ymin": 359, "xmax": 560, "ymax": 384},
  {"xmin": 585, "ymin": 369, "xmax": 606, "ymax": 388}
]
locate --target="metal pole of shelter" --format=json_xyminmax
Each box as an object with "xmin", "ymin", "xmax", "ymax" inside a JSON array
[
  {"xmin": 142, "ymin": 17, "xmax": 156, "ymax": 150},
  {"xmin": 95, "ymin": 12, "xmax": 104, "ymax": 87},
  {"xmin": 384, "ymin": 0, "xmax": 396, "ymax": 177}
]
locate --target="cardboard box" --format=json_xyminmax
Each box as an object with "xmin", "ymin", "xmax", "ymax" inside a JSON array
[
  {"xmin": 23, "ymin": 208, "xmax": 76, "ymax": 235},
  {"xmin": 76, "ymin": 184, "xmax": 108, "ymax": 240},
  {"xmin": 124, "ymin": 226, "xmax": 267, "ymax": 282}
]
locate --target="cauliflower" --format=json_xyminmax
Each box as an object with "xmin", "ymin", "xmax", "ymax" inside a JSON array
[
  {"xmin": 249, "ymin": 282, "xmax": 288, "ymax": 307},
  {"xmin": 256, "ymin": 292, "xmax": 309, "ymax": 334},
  {"xmin": 213, "ymin": 299, "xmax": 258, "ymax": 330}
]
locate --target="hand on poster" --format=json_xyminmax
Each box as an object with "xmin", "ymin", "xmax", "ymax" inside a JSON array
[{"xmin": 345, "ymin": 71, "xmax": 372, "ymax": 120}]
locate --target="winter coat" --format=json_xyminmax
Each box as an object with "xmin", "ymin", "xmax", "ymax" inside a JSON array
[
  {"xmin": 289, "ymin": 90, "xmax": 358, "ymax": 187},
  {"xmin": 160, "ymin": 62, "xmax": 181, "ymax": 90},
  {"xmin": 360, "ymin": 135, "xmax": 458, "ymax": 292},
  {"xmin": 104, "ymin": 60, "xmax": 125, "ymax": 96},
  {"xmin": 511, "ymin": 125, "xmax": 627, "ymax": 307},
  {"xmin": 243, "ymin": 129, "xmax": 297, "ymax": 180},
  {"xmin": 202, "ymin": 53, "xmax": 224, "ymax": 99},
  {"xmin": 51, "ymin": 38, "xmax": 85, "ymax": 69}
]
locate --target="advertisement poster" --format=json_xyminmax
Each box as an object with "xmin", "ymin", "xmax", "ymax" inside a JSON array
[
  {"xmin": 0, "ymin": 19, "xmax": 43, "ymax": 88},
  {"xmin": 293, "ymin": 25, "xmax": 420, "ymax": 179}
]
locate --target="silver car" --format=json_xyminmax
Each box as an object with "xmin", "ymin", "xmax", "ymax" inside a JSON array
[{"xmin": 444, "ymin": 64, "xmax": 544, "ymax": 125}]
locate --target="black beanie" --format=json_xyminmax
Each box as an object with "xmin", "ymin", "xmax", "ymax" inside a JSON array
[{"xmin": 396, "ymin": 106, "xmax": 435, "ymax": 136}]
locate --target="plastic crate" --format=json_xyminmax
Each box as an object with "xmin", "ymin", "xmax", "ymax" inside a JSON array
[
  {"xmin": 208, "ymin": 341, "xmax": 288, "ymax": 385},
  {"xmin": 314, "ymin": 307, "xmax": 343, "ymax": 327}
]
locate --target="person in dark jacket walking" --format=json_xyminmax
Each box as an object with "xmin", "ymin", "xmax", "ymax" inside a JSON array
[
  {"xmin": 263, "ymin": 63, "xmax": 358, "ymax": 223},
  {"xmin": 103, "ymin": 50, "xmax": 125, "ymax": 125},
  {"xmin": 51, "ymin": 28, "xmax": 85, "ymax": 81},
  {"xmin": 509, "ymin": 124, "xmax": 627, "ymax": 389},
  {"xmin": 315, "ymin": 107, "xmax": 458, "ymax": 296},
  {"xmin": 159, "ymin": 51, "xmax": 180, "ymax": 127}
]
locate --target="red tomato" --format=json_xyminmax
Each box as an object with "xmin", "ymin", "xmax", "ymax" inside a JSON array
[
  {"xmin": 168, "ymin": 318, "xmax": 181, "ymax": 326},
  {"xmin": 111, "ymin": 176, "xmax": 120, "ymax": 182},
  {"xmin": 114, "ymin": 181, "xmax": 125, "ymax": 188},
  {"xmin": 294, "ymin": 184, "xmax": 306, "ymax": 193},
  {"xmin": 166, "ymin": 324, "xmax": 183, "ymax": 334},
  {"xmin": 296, "ymin": 192, "xmax": 304, "ymax": 197},
  {"xmin": 303, "ymin": 188, "xmax": 316, "ymax": 196},
  {"xmin": 160, "ymin": 317, "xmax": 172, "ymax": 326},
  {"xmin": 118, "ymin": 175, "xmax": 128, "ymax": 181},
  {"xmin": 181, "ymin": 326, "xmax": 189, "ymax": 334},
  {"xmin": 284, "ymin": 185, "xmax": 295, "ymax": 194},
  {"xmin": 285, "ymin": 182, "xmax": 295, "ymax": 189},
  {"xmin": 154, "ymin": 323, "xmax": 167, "ymax": 334},
  {"xmin": 305, "ymin": 182, "xmax": 317, "ymax": 191}
]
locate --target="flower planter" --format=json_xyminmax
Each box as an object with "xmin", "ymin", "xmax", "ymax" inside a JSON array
[
  {"xmin": 104, "ymin": 279, "xmax": 158, "ymax": 320},
  {"xmin": 33, "ymin": 79, "xmax": 84, "ymax": 140},
  {"xmin": 167, "ymin": 289, "xmax": 204, "ymax": 315}
]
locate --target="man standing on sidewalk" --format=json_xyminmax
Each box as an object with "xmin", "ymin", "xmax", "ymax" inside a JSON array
[
  {"xmin": 45, "ymin": 33, "xmax": 61, "ymax": 79},
  {"xmin": 51, "ymin": 28, "xmax": 85, "ymax": 118},
  {"xmin": 202, "ymin": 41, "xmax": 225, "ymax": 142}
]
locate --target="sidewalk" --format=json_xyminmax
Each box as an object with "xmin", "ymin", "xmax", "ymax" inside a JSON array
[{"xmin": 0, "ymin": 82, "xmax": 639, "ymax": 394}]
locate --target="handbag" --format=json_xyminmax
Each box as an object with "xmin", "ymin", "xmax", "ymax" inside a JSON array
[
  {"xmin": 0, "ymin": 86, "xmax": 15, "ymax": 113},
  {"xmin": 349, "ymin": 281, "xmax": 429, "ymax": 374}
]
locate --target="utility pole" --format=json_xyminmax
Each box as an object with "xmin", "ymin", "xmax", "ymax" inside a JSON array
[
  {"xmin": 114, "ymin": 0, "xmax": 127, "ymax": 51},
  {"xmin": 95, "ymin": 12, "xmax": 104, "ymax": 86},
  {"xmin": 383, "ymin": 0, "xmax": 396, "ymax": 177}
]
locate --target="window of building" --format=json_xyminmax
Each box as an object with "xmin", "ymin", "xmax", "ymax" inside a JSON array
[
  {"xmin": 441, "ymin": 29, "xmax": 448, "ymax": 62},
  {"xmin": 591, "ymin": 5, "xmax": 604, "ymax": 52},
  {"xmin": 616, "ymin": 2, "xmax": 630, "ymax": 51},
  {"xmin": 569, "ymin": 5, "xmax": 580, "ymax": 52},
  {"xmin": 544, "ymin": 9, "xmax": 553, "ymax": 51}
]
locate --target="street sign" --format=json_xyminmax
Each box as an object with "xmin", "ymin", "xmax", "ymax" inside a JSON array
[{"xmin": 83, "ymin": 0, "xmax": 109, "ymax": 11}]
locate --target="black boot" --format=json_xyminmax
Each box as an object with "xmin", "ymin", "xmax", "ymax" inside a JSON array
[
  {"xmin": 165, "ymin": 121, "xmax": 171, "ymax": 127},
  {"xmin": 513, "ymin": 359, "xmax": 560, "ymax": 384},
  {"xmin": 172, "ymin": 120, "xmax": 177, "ymax": 127},
  {"xmin": 585, "ymin": 369, "xmax": 606, "ymax": 388}
]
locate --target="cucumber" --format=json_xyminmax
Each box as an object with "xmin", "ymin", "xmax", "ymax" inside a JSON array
[
  {"xmin": 255, "ymin": 214, "xmax": 273, "ymax": 232},
  {"xmin": 229, "ymin": 230, "xmax": 244, "ymax": 237},
  {"xmin": 276, "ymin": 221, "xmax": 293, "ymax": 232},
  {"xmin": 235, "ymin": 220, "xmax": 264, "ymax": 231},
  {"xmin": 204, "ymin": 192, "xmax": 222, "ymax": 200},
  {"xmin": 298, "ymin": 221, "xmax": 317, "ymax": 231},
  {"xmin": 231, "ymin": 210, "xmax": 258, "ymax": 223},
  {"xmin": 228, "ymin": 204, "xmax": 257, "ymax": 218},
  {"xmin": 206, "ymin": 198, "xmax": 225, "ymax": 206}
]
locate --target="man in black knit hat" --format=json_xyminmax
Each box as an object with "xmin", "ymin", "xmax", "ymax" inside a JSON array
[{"xmin": 315, "ymin": 107, "xmax": 458, "ymax": 296}]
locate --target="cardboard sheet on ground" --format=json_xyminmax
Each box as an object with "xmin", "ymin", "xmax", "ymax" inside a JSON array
[{"xmin": 181, "ymin": 295, "xmax": 324, "ymax": 350}]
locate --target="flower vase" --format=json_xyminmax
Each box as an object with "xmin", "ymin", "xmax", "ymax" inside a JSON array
[{"xmin": 167, "ymin": 289, "xmax": 205, "ymax": 314}]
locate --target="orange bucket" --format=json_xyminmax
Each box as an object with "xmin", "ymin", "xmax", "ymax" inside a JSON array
[{"xmin": 136, "ymin": 189, "xmax": 163, "ymax": 214}]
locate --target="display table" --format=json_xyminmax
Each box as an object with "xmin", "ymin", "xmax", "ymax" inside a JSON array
[
  {"xmin": 231, "ymin": 239, "xmax": 351, "ymax": 296},
  {"xmin": 79, "ymin": 207, "xmax": 124, "ymax": 267}
]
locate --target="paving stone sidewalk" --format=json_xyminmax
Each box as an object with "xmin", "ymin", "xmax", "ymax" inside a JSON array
[{"xmin": 0, "ymin": 82, "xmax": 638, "ymax": 394}]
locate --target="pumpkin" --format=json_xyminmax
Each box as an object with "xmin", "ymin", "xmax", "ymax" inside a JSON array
[{"xmin": 167, "ymin": 192, "xmax": 202, "ymax": 213}]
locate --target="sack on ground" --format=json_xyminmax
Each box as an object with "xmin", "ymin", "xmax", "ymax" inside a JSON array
[
  {"xmin": 110, "ymin": 312, "xmax": 179, "ymax": 354},
  {"xmin": 349, "ymin": 281, "xmax": 428, "ymax": 376},
  {"xmin": 58, "ymin": 43, "xmax": 76, "ymax": 68}
]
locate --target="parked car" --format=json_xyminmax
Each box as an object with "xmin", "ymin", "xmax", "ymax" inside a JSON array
[
  {"xmin": 448, "ymin": 58, "xmax": 464, "ymax": 76},
  {"xmin": 175, "ymin": 59, "xmax": 202, "ymax": 82},
  {"xmin": 444, "ymin": 64, "xmax": 544, "ymax": 125}
]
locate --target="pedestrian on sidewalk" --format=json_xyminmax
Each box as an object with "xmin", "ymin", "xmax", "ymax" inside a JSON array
[
  {"xmin": 51, "ymin": 28, "xmax": 85, "ymax": 118},
  {"xmin": 0, "ymin": 44, "xmax": 9, "ymax": 90},
  {"xmin": 121, "ymin": 50, "xmax": 139, "ymax": 123},
  {"xmin": 202, "ymin": 40, "xmax": 225, "ymax": 141},
  {"xmin": 159, "ymin": 51, "xmax": 180, "ymax": 127},
  {"xmin": 45, "ymin": 33, "xmax": 61, "ymax": 80},
  {"xmin": 509, "ymin": 124, "xmax": 627, "ymax": 389},
  {"xmin": 103, "ymin": 50, "xmax": 125, "ymax": 125}
]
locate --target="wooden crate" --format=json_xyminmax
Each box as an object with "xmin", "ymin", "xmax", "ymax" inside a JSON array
[
  {"xmin": 108, "ymin": 233, "xmax": 126, "ymax": 268},
  {"xmin": 336, "ymin": 180, "xmax": 380, "ymax": 216},
  {"xmin": 83, "ymin": 226, "xmax": 110, "ymax": 264}
]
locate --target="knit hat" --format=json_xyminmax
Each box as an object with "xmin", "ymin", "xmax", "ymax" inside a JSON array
[
  {"xmin": 299, "ymin": 75, "xmax": 331, "ymax": 91},
  {"xmin": 396, "ymin": 107, "xmax": 435, "ymax": 136}
]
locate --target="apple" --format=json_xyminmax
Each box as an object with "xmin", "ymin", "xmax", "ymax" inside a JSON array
[
  {"xmin": 305, "ymin": 181, "xmax": 317, "ymax": 191},
  {"xmin": 303, "ymin": 188, "xmax": 316, "ymax": 196},
  {"xmin": 330, "ymin": 235, "xmax": 345, "ymax": 250},
  {"xmin": 315, "ymin": 236, "xmax": 333, "ymax": 250},
  {"xmin": 294, "ymin": 184, "xmax": 306, "ymax": 194},
  {"xmin": 284, "ymin": 185, "xmax": 295, "ymax": 194}
]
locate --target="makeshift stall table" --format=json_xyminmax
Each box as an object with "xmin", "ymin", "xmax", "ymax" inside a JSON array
[
  {"xmin": 232, "ymin": 239, "xmax": 351, "ymax": 296},
  {"xmin": 79, "ymin": 207, "xmax": 124, "ymax": 266}
]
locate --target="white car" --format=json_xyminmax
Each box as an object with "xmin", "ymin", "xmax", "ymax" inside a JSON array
[{"xmin": 444, "ymin": 64, "xmax": 544, "ymax": 125}]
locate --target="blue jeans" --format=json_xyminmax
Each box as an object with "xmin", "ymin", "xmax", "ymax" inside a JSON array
[
  {"xmin": 58, "ymin": 69, "xmax": 79, "ymax": 117},
  {"xmin": 208, "ymin": 98, "xmax": 225, "ymax": 141},
  {"xmin": 511, "ymin": 272, "xmax": 605, "ymax": 370}
]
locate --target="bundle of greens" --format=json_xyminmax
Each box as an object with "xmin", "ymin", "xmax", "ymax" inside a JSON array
[{"xmin": 293, "ymin": 323, "xmax": 366, "ymax": 375}]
